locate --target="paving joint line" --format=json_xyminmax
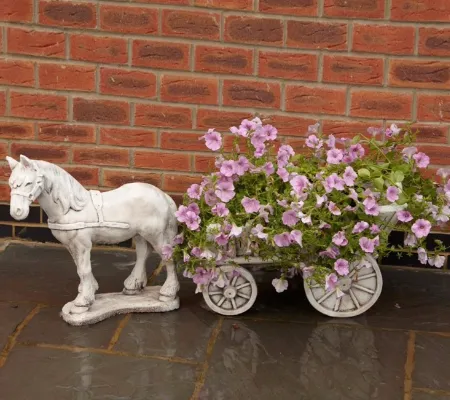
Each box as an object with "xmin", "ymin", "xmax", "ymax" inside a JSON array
[
  {"xmin": 413, "ymin": 387, "xmax": 450, "ymax": 396},
  {"xmin": 17, "ymin": 341, "xmax": 199, "ymax": 366},
  {"xmin": 404, "ymin": 331, "xmax": 416, "ymax": 400},
  {"xmin": 107, "ymin": 313, "xmax": 131, "ymax": 351},
  {"xmin": 0, "ymin": 304, "xmax": 44, "ymax": 368},
  {"xmin": 190, "ymin": 317, "xmax": 224, "ymax": 400}
]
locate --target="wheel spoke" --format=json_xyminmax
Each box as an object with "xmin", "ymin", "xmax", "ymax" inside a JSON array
[
  {"xmin": 354, "ymin": 273, "xmax": 376, "ymax": 281},
  {"xmin": 231, "ymin": 276, "xmax": 239, "ymax": 287},
  {"xmin": 352, "ymin": 284, "xmax": 375, "ymax": 295},
  {"xmin": 231, "ymin": 298, "xmax": 237, "ymax": 309},
  {"xmin": 333, "ymin": 297, "xmax": 341, "ymax": 311},
  {"xmin": 217, "ymin": 296, "xmax": 226, "ymax": 307},
  {"xmin": 349, "ymin": 289, "xmax": 361, "ymax": 309},
  {"xmin": 317, "ymin": 289, "xmax": 335, "ymax": 304},
  {"xmin": 237, "ymin": 292, "xmax": 250, "ymax": 300},
  {"xmin": 236, "ymin": 282, "xmax": 251, "ymax": 290},
  {"xmin": 208, "ymin": 291, "xmax": 223, "ymax": 296}
]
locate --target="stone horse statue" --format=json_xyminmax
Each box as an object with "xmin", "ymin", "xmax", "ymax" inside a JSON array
[{"xmin": 6, "ymin": 155, "xmax": 180, "ymax": 324}]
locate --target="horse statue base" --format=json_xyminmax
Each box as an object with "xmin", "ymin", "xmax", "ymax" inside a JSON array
[
  {"xmin": 6, "ymin": 155, "xmax": 182, "ymax": 326},
  {"xmin": 61, "ymin": 286, "xmax": 179, "ymax": 326}
]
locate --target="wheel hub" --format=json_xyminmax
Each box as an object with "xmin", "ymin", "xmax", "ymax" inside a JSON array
[
  {"xmin": 223, "ymin": 286, "xmax": 237, "ymax": 299},
  {"xmin": 338, "ymin": 277, "xmax": 352, "ymax": 292}
]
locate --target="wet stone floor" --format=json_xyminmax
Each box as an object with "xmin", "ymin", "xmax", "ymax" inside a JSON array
[{"xmin": 0, "ymin": 243, "xmax": 450, "ymax": 400}]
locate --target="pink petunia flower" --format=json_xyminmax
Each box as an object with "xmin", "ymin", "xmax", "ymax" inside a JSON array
[
  {"xmin": 370, "ymin": 224, "xmax": 381, "ymax": 234},
  {"xmin": 187, "ymin": 184, "xmax": 202, "ymax": 200},
  {"xmin": 212, "ymin": 203, "xmax": 230, "ymax": 217},
  {"xmin": 215, "ymin": 233, "xmax": 229, "ymax": 246},
  {"xmin": 290, "ymin": 175, "xmax": 310, "ymax": 194},
  {"xmin": 185, "ymin": 211, "xmax": 201, "ymax": 230},
  {"xmin": 428, "ymin": 255, "xmax": 445, "ymax": 268},
  {"xmin": 282, "ymin": 210, "xmax": 299, "ymax": 227},
  {"xmin": 277, "ymin": 167, "xmax": 290, "ymax": 182},
  {"xmin": 319, "ymin": 246, "xmax": 340, "ymax": 259},
  {"xmin": 234, "ymin": 156, "xmax": 250, "ymax": 176},
  {"xmin": 363, "ymin": 197, "xmax": 380, "ymax": 216},
  {"xmin": 397, "ymin": 210, "xmax": 413, "ymax": 222},
  {"xmin": 334, "ymin": 259, "xmax": 350, "ymax": 276},
  {"xmin": 348, "ymin": 144, "xmax": 365, "ymax": 160},
  {"xmin": 327, "ymin": 148, "xmax": 344, "ymax": 164},
  {"xmin": 274, "ymin": 232, "xmax": 292, "ymax": 247},
  {"xmin": 306, "ymin": 134, "xmax": 323, "ymax": 149},
  {"xmin": 263, "ymin": 162, "xmax": 275, "ymax": 176},
  {"xmin": 272, "ymin": 278, "xmax": 288, "ymax": 293},
  {"xmin": 220, "ymin": 160, "xmax": 236, "ymax": 177},
  {"xmin": 353, "ymin": 221, "xmax": 369, "ymax": 234},
  {"xmin": 402, "ymin": 146, "xmax": 417, "ymax": 160},
  {"xmin": 325, "ymin": 273, "xmax": 339, "ymax": 291},
  {"xmin": 229, "ymin": 224, "xmax": 243, "ymax": 238},
  {"xmin": 343, "ymin": 166, "xmax": 357, "ymax": 186},
  {"xmin": 215, "ymin": 178, "xmax": 235, "ymax": 203},
  {"xmin": 386, "ymin": 186, "xmax": 400, "ymax": 202},
  {"xmin": 200, "ymin": 129, "xmax": 222, "ymax": 151},
  {"xmin": 204, "ymin": 189, "xmax": 219, "ymax": 206},
  {"xmin": 263, "ymin": 124, "xmax": 278, "ymax": 140},
  {"xmin": 359, "ymin": 237, "xmax": 376, "ymax": 253},
  {"xmin": 332, "ymin": 231, "xmax": 348, "ymax": 246},
  {"xmin": 251, "ymin": 224, "xmax": 268, "ymax": 240},
  {"xmin": 241, "ymin": 197, "xmax": 260, "ymax": 213},
  {"xmin": 326, "ymin": 134, "xmax": 336, "ymax": 149},
  {"xmin": 413, "ymin": 152, "xmax": 430, "ymax": 169},
  {"xmin": 411, "ymin": 219, "xmax": 431, "ymax": 239},
  {"xmin": 404, "ymin": 233, "xmax": 417, "ymax": 247},
  {"xmin": 290, "ymin": 230, "xmax": 303, "ymax": 246},
  {"xmin": 316, "ymin": 194, "xmax": 327, "ymax": 207},
  {"xmin": 328, "ymin": 201, "xmax": 341, "ymax": 216},
  {"xmin": 161, "ymin": 244, "xmax": 173, "ymax": 261},
  {"xmin": 324, "ymin": 173, "xmax": 345, "ymax": 193},
  {"xmin": 192, "ymin": 268, "xmax": 213, "ymax": 285},
  {"xmin": 418, "ymin": 247, "xmax": 428, "ymax": 264}
]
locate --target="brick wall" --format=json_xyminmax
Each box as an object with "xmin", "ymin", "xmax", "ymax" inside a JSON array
[{"xmin": 0, "ymin": 0, "xmax": 450, "ymax": 208}]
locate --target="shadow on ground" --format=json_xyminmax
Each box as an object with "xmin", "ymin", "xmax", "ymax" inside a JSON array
[{"xmin": 0, "ymin": 243, "xmax": 449, "ymax": 400}]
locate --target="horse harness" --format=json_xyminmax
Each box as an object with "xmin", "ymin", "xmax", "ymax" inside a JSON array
[{"xmin": 12, "ymin": 179, "xmax": 130, "ymax": 231}]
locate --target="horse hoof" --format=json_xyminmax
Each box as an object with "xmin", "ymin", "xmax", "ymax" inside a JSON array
[
  {"xmin": 122, "ymin": 288, "xmax": 142, "ymax": 296},
  {"xmin": 70, "ymin": 305, "xmax": 89, "ymax": 314},
  {"xmin": 159, "ymin": 294, "xmax": 175, "ymax": 302}
]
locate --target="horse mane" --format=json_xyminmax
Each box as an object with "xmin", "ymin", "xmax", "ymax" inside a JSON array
[{"xmin": 35, "ymin": 160, "xmax": 89, "ymax": 214}]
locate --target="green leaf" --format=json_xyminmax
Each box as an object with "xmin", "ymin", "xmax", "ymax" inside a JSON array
[
  {"xmin": 374, "ymin": 177, "xmax": 384, "ymax": 191},
  {"xmin": 397, "ymin": 193, "xmax": 408, "ymax": 205},
  {"xmin": 394, "ymin": 171, "xmax": 405, "ymax": 182},
  {"xmin": 357, "ymin": 168, "xmax": 371, "ymax": 179},
  {"xmin": 351, "ymin": 135, "xmax": 360, "ymax": 144}
]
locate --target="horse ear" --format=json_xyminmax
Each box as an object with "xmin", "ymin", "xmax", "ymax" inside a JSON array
[
  {"xmin": 6, "ymin": 156, "xmax": 19, "ymax": 170},
  {"xmin": 19, "ymin": 155, "xmax": 35, "ymax": 169}
]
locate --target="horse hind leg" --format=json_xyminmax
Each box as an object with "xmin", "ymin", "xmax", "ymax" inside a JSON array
[{"xmin": 123, "ymin": 235, "xmax": 149, "ymax": 295}]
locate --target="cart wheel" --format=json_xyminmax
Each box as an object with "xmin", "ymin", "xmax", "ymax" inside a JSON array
[
  {"xmin": 203, "ymin": 265, "xmax": 257, "ymax": 316},
  {"xmin": 304, "ymin": 255, "xmax": 382, "ymax": 318}
]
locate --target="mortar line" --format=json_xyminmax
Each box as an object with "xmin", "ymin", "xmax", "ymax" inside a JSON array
[
  {"xmin": 107, "ymin": 313, "xmax": 131, "ymax": 350},
  {"xmin": 18, "ymin": 341, "xmax": 199, "ymax": 365},
  {"xmin": 190, "ymin": 317, "xmax": 224, "ymax": 400},
  {"xmin": 0, "ymin": 304, "xmax": 43, "ymax": 368},
  {"xmin": 403, "ymin": 331, "xmax": 416, "ymax": 400},
  {"xmin": 413, "ymin": 387, "xmax": 450, "ymax": 397}
]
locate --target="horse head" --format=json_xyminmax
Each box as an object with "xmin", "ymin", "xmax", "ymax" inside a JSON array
[{"xmin": 6, "ymin": 155, "xmax": 44, "ymax": 220}]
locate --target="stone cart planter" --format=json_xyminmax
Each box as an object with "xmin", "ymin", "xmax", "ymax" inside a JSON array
[{"xmin": 201, "ymin": 205, "xmax": 404, "ymax": 318}]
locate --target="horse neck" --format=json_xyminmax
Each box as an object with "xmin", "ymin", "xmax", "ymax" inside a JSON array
[{"xmin": 37, "ymin": 190, "xmax": 64, "ymax": 221}]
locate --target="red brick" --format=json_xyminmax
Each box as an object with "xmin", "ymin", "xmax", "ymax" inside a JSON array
[
  {"xmin": 162, "ymin": 10, "xmax": 220, "ymax": 41},
  {"xmin": 73, "ymin": 98, "xmax": 130, "ymax": 125},
  {"xmin": 258, "ymin": 51, "xmax": 317, "ymax": 81},
  {"xmin": 103, "ymin": 169, "xmax": 161, "ymax": 188},
  {"xmin": 352, "ymin": 24, "xmax": 415, "ymax": 55},
  {"xmin": 39, "ymin": 0, "xmax": 96, "ymax": 28},
  {"xmin": 223, "ymin": 80, "xmax": 281, "ymax": 109},
  {"xmin": 285, "ymin": 85, "xmax": 346, "ymax": 115},
  {"xmin": 196, "ymin": 109, "xmax": 253, "ymax": 130},
  {"xmin": 135, "ymin": 150, "xmax": 190, "ymax": 171},
  {"xmin": 161, "ymin": 75, "xmax": 219, "ymax": 105},
  {"xmin": 0, "ymin": 183, "xmax": 10, "ymax": 201},
  {"xmin": 0, "ymin": 122, "xmax": 34, "ymax": 140},
  {"xmin": 257, "ymin": 114, "xmax": 316, "ymax": 136},
  {"xmin": 0, "ymin": 0, "xmax": 32, "ymax": 22},
  {"xmin": 100, "ymin": 127, "xmax": 156, "ymax": 148},
  {"xmin": 7, "ymin": 27, "xmax": 65, "ymax": 58},
  {"xmin": 162, "ymin": 174, "xmax": 201, "ymax": 192},
  {"xmin": 225, "ymin": 16, "xmax": 283, "ymax": 46},
  {"xmin": 195, "ymin": 45, "xmax": 253, "ymax": 76},
  {"xmin": 324, "ymin": 0, "xmax": 384, "ymax": 18},
  {"xmin": 161, "ymin": 131, "xmax": 206, "ymax": 151},
  {"xmin": 38, "ymin": 124, "xmax": 96, "ymax": 143},
  {"xmin": 134, "ymin": 104, "xmax": 193, "ymax": 128},
  {"xmin": 70, "ymin": 34, "xmax": 128, "ymax": 64},
  {"xmin": 39, "ymin": 63, "xmax": 95, "ymax": 91},
  {"xmin": 0, "ymin": 142, "xmax": 6, "ymax": 159},
  {"xmin": 0, "ymin": 91, "xmax": 5, "ymax": 116},
  {"xmin": 287, "ymin": 21, "xmax": 347, "ymax": 50},
  {"xmin": 0, "ymin": 164, "xmax": 11, "ymax": 180},
  {"xmin": 397, "ymin": 123, "xmax": 448, "ymax": 144},
  {"xmin": 100, "ymin": 5, "xmax": 158, "ymax": 34},
  {"xmin": 323, "ymin": 55, "xmax": 383, "ymax": 86},
  {"xmin": 194, "ymin": 0, "xmax": 252, "ymax": 10},
  {"xmin": 194, "ymin": 155, "xmax": 215, "ymax": 173},
  {"xmin": 350, "ymin": 90, "xmax": 413, "ymax": 119},
  {"xmin": 64, "ymin": 166, "xmax": 99, "ymax": 186},
  {"xmin": 417, "ymin": 95, "xmax": 450, "ymax": 122},
  {"xmin": 260, "ymin": 0, "xmax": 317, "ymax": 16},
  {"xmin": 0, "ymin": 59, "xmax": 34, "ymax": 87},
  {"xmin": 419, "ymin": 28, "xmax": 450, "ymax": 57},
  {"xmin": 73, "ymin": 147, "xmax": 129, "ymax": 167},
  {"xmin": 389, "ymin": 60, "xmax": 450, "ymax": 90},
  {"xmin": 135, "ymin": 0, "xmax": 188, "ymax": 4},
  {"xmin": 132, "ymin": 40, "xmax": 190, "ymax": 71},
  {"xmin": 11, "ymin": 143, "xmax": 69, "ymax": 163},
  {"xmin": 322, "ymin": 120, "xmax": 382, "ymax": 137},
  {"xmin": 100, "ymin": 68, "xmax": 156, "ymax": 99},
  {"xmin": 10, "ymin": 92, "xmax": 67, "ymax": 120},
  {"xmin": 391, "ymin": 0, "xmax": 450, "ymax": 22}
]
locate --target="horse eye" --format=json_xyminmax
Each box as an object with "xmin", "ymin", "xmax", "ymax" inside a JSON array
[{"xmin": 25, "ymin": 182, "xmax": 32, "ymax": 187}]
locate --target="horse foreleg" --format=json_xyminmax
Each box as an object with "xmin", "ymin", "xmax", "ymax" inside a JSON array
[
  {"xmin": 159, "ymin": 260, "xmax": 180, "ymax": 302},
  {"xmin": 68, "ymin": 242, "xmax": 98, "ymax": 314},
  {"xmin": 123, "ymin": 235, "xmax": 149, "ymax": 295}
]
